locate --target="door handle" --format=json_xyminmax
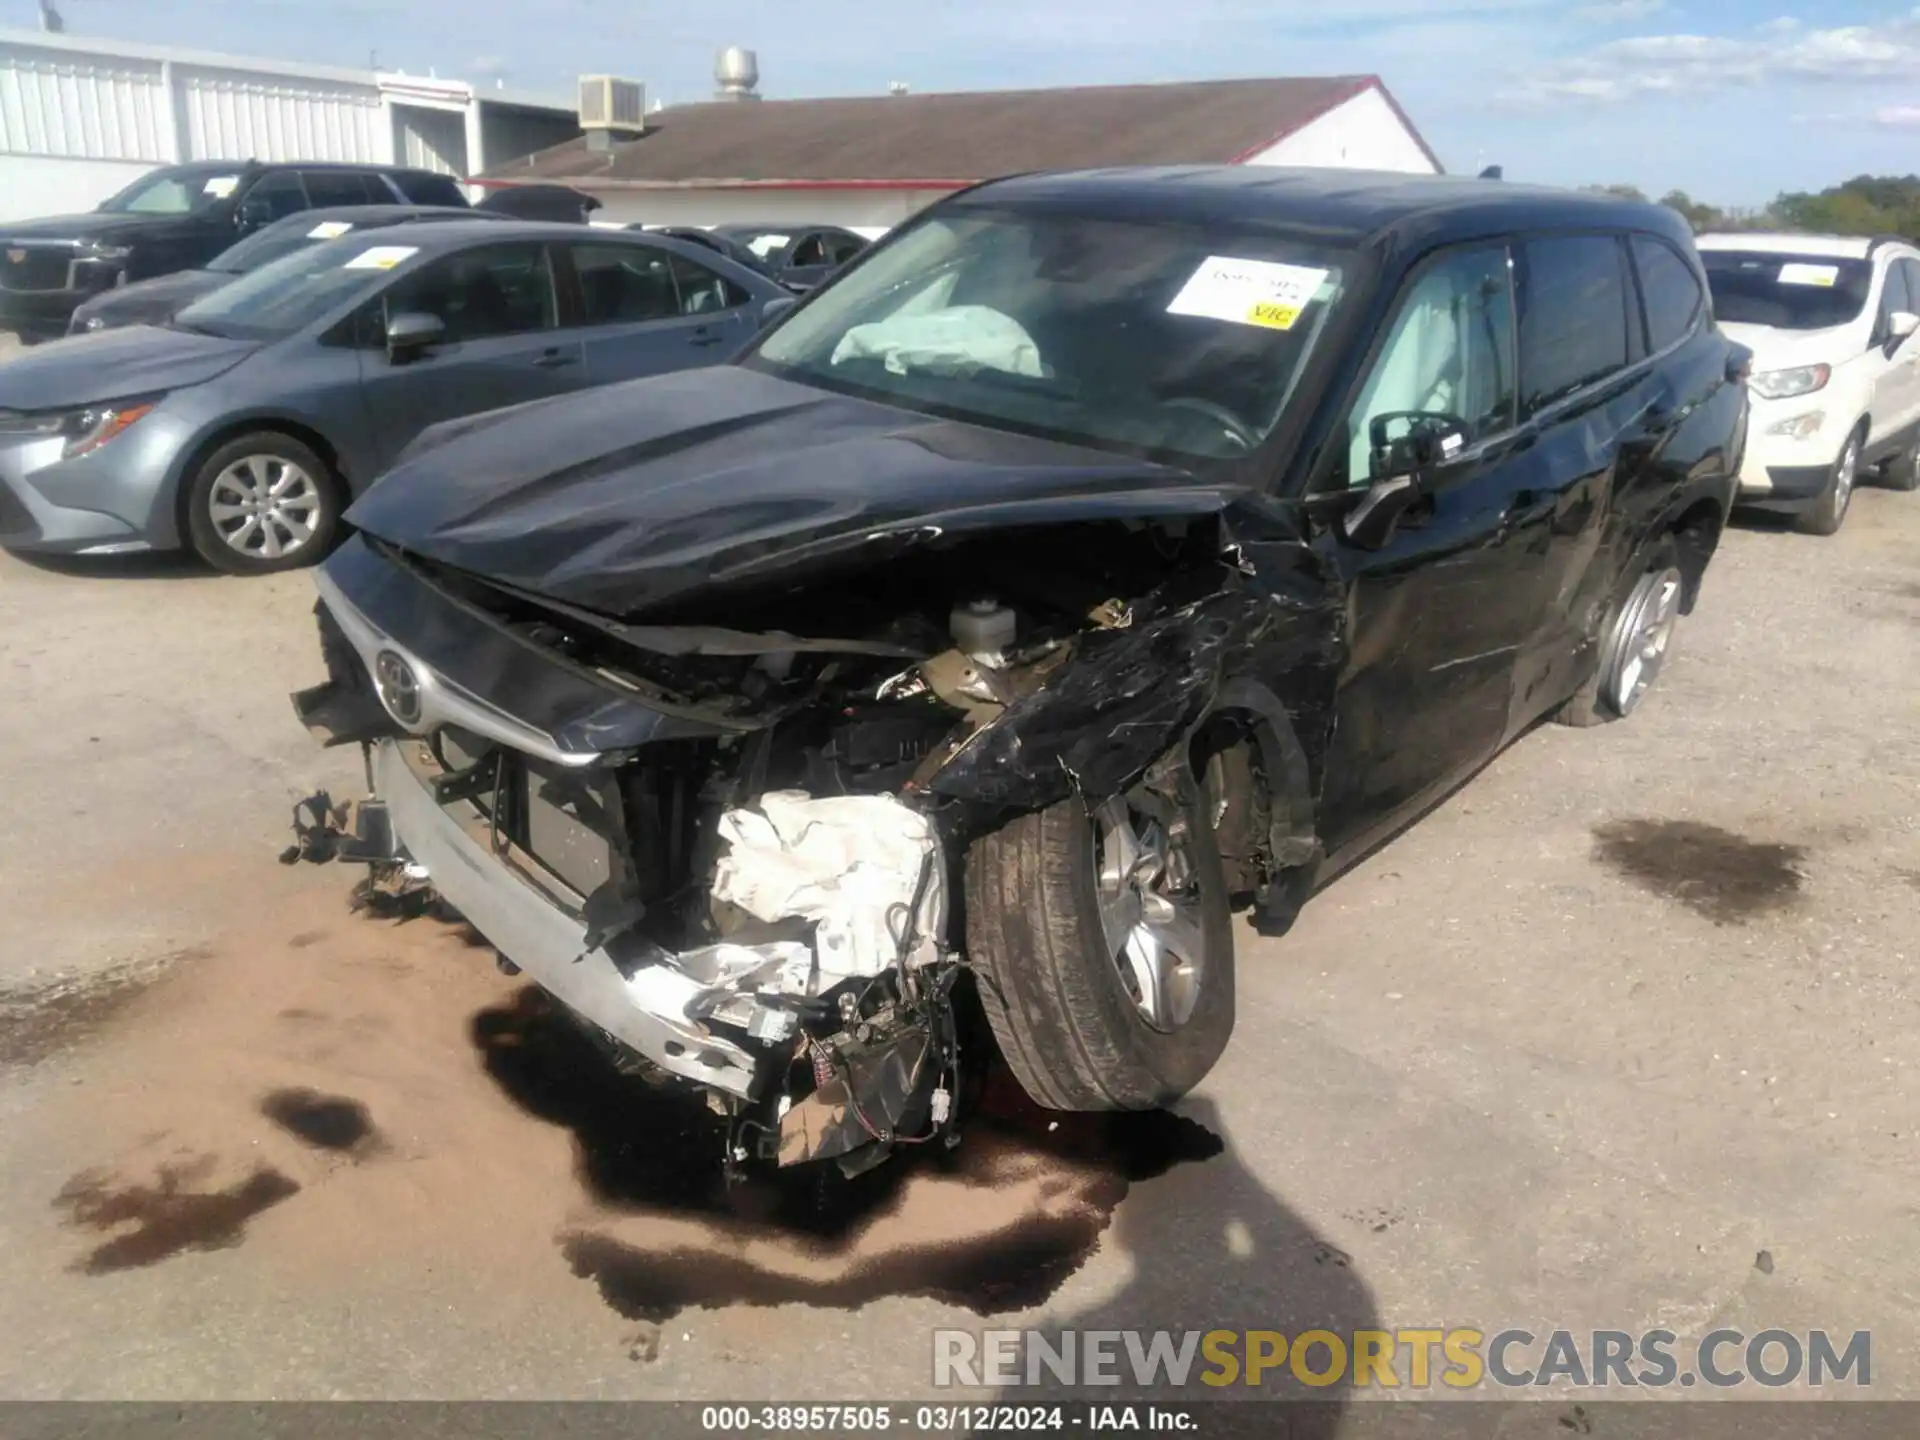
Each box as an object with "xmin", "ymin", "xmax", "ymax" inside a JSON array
[
  {"xmin": 531, "ymin": 348, "xmax": 577, "ymax": 369},
  {"xmin": 689, "ymin": 327, "xmax": 729, "ymax": 348}
]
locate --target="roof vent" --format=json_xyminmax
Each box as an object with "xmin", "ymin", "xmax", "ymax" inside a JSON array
[
  {"xmin": 715, "ymin": 46, "xmax": 760, "ymax": 102},
  {"xmin": 578, "ymin": 75, "xmax": 647, "ymax": 133}
]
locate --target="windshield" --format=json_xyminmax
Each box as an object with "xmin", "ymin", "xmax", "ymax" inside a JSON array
[
  {"xmin": 746, "ymin": 207, "xmax": 1348, "ymax": 463},
  {"xmin": 209, "ymin": 216, "xmax": 372, "ymax": 275},
  {"xmin": 175, "ymin": 238, "xmax": 419, "ymax": 341},
  {"xmin": 98, "ymin": 164, "xmax": 245, "ymax": 216},
  {"xmin": 1704, "ymin": 253, "xmax": 1873, "ymax": 331}
]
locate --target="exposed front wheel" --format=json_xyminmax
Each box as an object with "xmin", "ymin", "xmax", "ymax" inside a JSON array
[
  {"xmin": 1798, "ymin": 432, "xmax": 1859, "ymax": 536},
  {"xmin": 965, "ymin": 766, "xmax": 1235, "ymax": 1112},
  {"xmin": 184, "ymin": 432, "xmax": 341, "ymax": 575}
]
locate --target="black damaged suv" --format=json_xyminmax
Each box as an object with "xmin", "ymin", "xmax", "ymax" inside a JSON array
[{"xmin": 291, "ymin": 167, "xmax": 1749, "ymax": 1176}]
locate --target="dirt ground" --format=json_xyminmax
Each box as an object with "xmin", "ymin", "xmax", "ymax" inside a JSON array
[{"xmin": 0, "ymin": 487, "xmax": 1915, "ymax": 1402}]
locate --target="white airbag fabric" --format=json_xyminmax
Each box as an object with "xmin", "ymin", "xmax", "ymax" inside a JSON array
[
  {"xmin": 830, "ymin": 305, "xmax": 1043, "ymax": 378},
  {"xmin": 711, "ymin": 791, "xmax": 945, "ymax": 979}
]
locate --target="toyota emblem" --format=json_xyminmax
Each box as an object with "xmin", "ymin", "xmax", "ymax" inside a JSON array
[{"xmin": 373, "ymin": 650, "xmax": 423, "ymax": 726}]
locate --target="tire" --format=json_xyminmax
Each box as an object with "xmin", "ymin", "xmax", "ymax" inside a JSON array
[
  {"xmin": 1881, "ymin": 434, "xmax": 1920, "ymax": 492},
  {"xmin": 184, "ymin": 431, "xmax": 341, "ymax": 575},
  {"xmin": 1797, "ymin": 429, "xmax": 1861, "ymax": 536},
  {"xmin": 965, "ymin": 765, "xmax": 1235, "ymax": 1112},
  {"xmin": 1556, "ymin": 536, "xmax": 1685, "ymax": 728}
]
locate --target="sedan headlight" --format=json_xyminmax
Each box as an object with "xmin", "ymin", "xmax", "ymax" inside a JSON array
[
  {"xmin": 1749, "ymin": 364, "xmax": 1831, "ymax": 400},
  {"xmin": 0, "ymin": 402, "xmax": 157, "ymax": 457},
  {"xmin": 59, "ymin": 401, "xmax": 156, "ymax": 458}
]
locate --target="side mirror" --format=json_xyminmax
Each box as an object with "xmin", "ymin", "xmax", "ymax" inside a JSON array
[
  {"xmin": 385, "ymin": 311, "xmax": 445, "ymax": 362},
  {"xmin": 1889, "ymin": 311, "xmax": 1920, "ymax": 351},
  {"xmin": 1367, "ymin": 410, "xmax": 1473, "ymax": 480},
  {"xmin": 759, "ymin": 296, "xmax": 797, "ymax": 327},
  {"xmin": 236, "ymin": 198, "xmax": 275, "ymax": 232},
  {"xmin": 1340, "ymin": 473, "xmax": 1424, "ymax": 550}
]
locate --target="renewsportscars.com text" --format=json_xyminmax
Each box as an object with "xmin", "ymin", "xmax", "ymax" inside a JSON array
[{"xmin": 932, "ymin": 1327, "xmax": 1871, "ymax": 1390}]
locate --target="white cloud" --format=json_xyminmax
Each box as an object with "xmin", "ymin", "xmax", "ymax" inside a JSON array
[
  {"xmin": 1511, "ymin": 13, "xmax": 1920, "ymax": 106},
  {"xmin": 1875, "ymin": 104, "xmax": 1920, "ymax": 127},
  {"xmin": 1573, "ymin": 0, "xmax": 1667, "ymax": 22}
]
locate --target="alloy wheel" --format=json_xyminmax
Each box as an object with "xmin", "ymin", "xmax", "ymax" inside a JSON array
[
  {"xmin": 1092, "ymin": 790, "xmax": 1209, "ymax": 1032},
  {"xmin": 207, "ymin": 454, "xmax": 323, "ymax": 561},
  {"xmin": 1602, "ymin": 565, "xmax": 1684, "ymax": 717}
]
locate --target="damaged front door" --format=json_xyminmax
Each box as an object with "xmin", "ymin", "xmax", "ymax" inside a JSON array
[{"xmin": 1309, "ymin": 242, "xmax": 1552, "ymax": 861}]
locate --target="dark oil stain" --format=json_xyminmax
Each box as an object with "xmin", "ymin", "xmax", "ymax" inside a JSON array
[
  {"xmin": 0, "ymin": 948, "xmax": 206, "ymax": 1069},
  {"xmin": 287, "ymin": 931, "xmax": 329, "ymax": 949},
  {"xmin": 259, "ymin": 1088, "xmax": 380, "ymax": 1155},
  {"xmin": 1591, "ymin": 818, "xmax": 1807, "ymax": 925},
  {"xmin": 53, "ymin": 1158, "xmax": 300, "ymax": 1274},
  {"xmin": 472, "ymin": 985, "xmax": 1222, "ymax": 1318}
]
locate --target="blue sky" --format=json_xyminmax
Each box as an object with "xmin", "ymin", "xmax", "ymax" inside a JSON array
[{"xmin": 26, "ymin": 0, "xmax": 1920, "ymax": 206}]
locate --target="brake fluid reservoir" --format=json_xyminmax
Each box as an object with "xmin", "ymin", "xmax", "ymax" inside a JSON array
[{"xmin": 950, "ymin": 597, "xmax": 1016, "ymax": 658}]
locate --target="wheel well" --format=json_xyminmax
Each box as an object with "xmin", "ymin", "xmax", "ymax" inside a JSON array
[
  {"xmin": 172, "ymin": 419, "xmax": 348, "ymax": 544},
  {"xmin": 1666, "ymin": 499, "xmax": 1722, "ymax": 613}
]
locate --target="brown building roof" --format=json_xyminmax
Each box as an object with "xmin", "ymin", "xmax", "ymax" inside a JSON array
[{"xmin": 481, "ymin": 74, "xmax": 1438, "ymax": 191}]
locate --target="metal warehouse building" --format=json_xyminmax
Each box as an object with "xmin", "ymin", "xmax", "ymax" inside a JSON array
[
  {"xmin": 0, "ymin": 26, "xmax": 580, "ymax": 221},
  {"xmin": 480, "ymin": 64, "xmax": 1444, "ymax": 232}
]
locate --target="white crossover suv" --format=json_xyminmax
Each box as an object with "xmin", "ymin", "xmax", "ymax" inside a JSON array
[{"xmin": 1698, "ymin": 232, "xmax": 1920, "ymax": 535}]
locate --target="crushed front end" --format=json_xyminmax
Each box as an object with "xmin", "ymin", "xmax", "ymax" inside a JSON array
[{"xmin": 288, "ymin": 512, "xmax": 1295, "ymax": 1176}]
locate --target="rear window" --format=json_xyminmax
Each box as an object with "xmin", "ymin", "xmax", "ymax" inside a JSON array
[
  {"xmin": 1518, "ymin": 235, "xmax": 1632, "ymax": 415},
  {"xmin": 1702, "ymin": 252, "xmax": 1873, "ymax": 331},
  {"xmin": 388, "ymin": 172, "xmax": 470, "ymax": 207},
  {"xmin": 1632, "ymin": 237, "xmax": 1705, "ymax": 352}
]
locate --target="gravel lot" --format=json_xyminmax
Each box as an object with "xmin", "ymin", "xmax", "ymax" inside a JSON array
[{"xmin": 0, "ymin": 487, "xmax": 1915, "ymax": 1402}]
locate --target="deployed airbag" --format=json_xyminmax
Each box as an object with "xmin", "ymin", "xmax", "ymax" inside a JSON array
[{"xmin": 830, "ymin": 305, "xmax": 1043, "ymax": 378}]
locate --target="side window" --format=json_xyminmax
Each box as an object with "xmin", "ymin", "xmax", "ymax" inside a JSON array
[
  {"xmin": 570, "ymin": 243, "xmax": 681, "ymax": 324},
  {"xmin": 303, "ymin": 171, "xmax": 378, "ymax": 207},
  {"xmin": 827, "ymin": 233, "xmax": 866, "ymax": 265},
  {"xmin": 389, "ymin": 172, "xmax": 468, "ymax": 207},
  {"xmin": 1519, "ymin": 235, "xmax": 1631, "ymax": 416},
  {"xmin": 384, "ymin": 242, "xmax": 557, "ymax": 342},
  {"xmin": 1875, "ymin": 259, "xmax": 1912, "ymax": 342},
  {"xmin": 1899, "ymin": 259, "xmax": 1920, "ymax": 328},
  {"xmin": 1632, "ymin": 236, "xmax": 1705, "ymax": 353},
  {"xmin": 1342, "ymin": 245, "xmax": 1516, "ymax": 487},
  {"xmin": 791, "ymin": 233, "xmax": 832, "ymax": 268},
  {"xmin": 667, "ymin": 252, "xmax": 748, "ymax": 315},
  {"xmin": 240, "ymin": 170, "xmax": 309, "ymax": 223}
]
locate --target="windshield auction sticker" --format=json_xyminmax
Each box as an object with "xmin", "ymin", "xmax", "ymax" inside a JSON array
[
  {"xmin": 308, "ymin": 221, "xmax": 355, "ymax": 239},
  {"xmin": 1169, "ymin": 257, "xmax": 1330, "ymax": 331},
  {"xmin": 1777, "ymin": 262, "xmax": 1840, "ymax": 288},
  {"xmin": 344, "ymin": 245, "xmax": 419, "ymax": 271}
]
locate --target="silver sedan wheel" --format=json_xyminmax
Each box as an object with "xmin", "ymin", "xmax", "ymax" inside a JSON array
[
  {"xmin": 1831, "ymin": 436, "xmax": 1858, "ymax": 520},
  {"xmin": 1092, "ymin": 791, "xmax": 1208, "ymax": 1033},
  {"xmin": 1602, "ymin": 565, "xmax": 1684, "ymax": 717},
  {"xmin": 206, "ymin": 454, "xmax": 323, "ymax": 561}
]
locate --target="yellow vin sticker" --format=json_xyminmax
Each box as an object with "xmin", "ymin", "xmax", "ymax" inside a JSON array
[{"xmin": 1247, "ymin": 301, "xmax": 1302, "ymax": 330}]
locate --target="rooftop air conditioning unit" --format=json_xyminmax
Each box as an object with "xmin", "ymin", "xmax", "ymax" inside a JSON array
[{"xmin": 578, "ymin": 75, "xmax": 646, "ymax": 132}]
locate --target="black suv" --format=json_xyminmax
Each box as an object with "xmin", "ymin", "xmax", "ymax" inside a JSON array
[
  {"xmin": 0, "ymin": 160, "xmax": 470, "ymax": 344},
  {"xmin": 291, "ymin": 168, "xmax": 1750, "ymax": 1177}
]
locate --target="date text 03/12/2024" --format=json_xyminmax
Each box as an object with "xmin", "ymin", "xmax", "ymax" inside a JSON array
[{"xmin": 699, "ymin": 1404, "xmax": 1189, "ymax": 1432}]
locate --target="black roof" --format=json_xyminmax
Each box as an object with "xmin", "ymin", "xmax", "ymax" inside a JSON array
[
  {"xmin": 259, "ymin": 204, "xmax": 491, "ymax": 229},
  {"xmin": 963, "ymin": 166, "xmax": 1695, "ymax": 251}
]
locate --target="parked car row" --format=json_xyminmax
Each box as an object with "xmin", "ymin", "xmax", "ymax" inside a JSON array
[{"xmin": 272, "ymin": 168, "xmax": 1767, "ymax": 1179}]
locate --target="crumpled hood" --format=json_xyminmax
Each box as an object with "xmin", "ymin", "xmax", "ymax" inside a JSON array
[
  {"xmin": 74, "ymin": 270, "xmax": 226, "ymax": 329},
  {"xmin": 347, "ymin": 366, "xmax": 1240, "ymax": 617},
  {"xmin": 0, "ymin": 324, "xmax": 259, "ymax": 410},
  {"xmin": 1719, "ymin": 321, "xmax": 1859, "ymax": 376}
]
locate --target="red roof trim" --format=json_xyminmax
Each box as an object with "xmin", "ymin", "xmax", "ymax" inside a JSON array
[{"xmin": 1223, "ymin": 74, "xmax": 1373, "ymax": 165}]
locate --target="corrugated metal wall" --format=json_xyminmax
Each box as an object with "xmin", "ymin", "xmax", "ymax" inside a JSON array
[
  {"xmin": 176, "ymin": 65, "xmax": 382, "ymax": 163},
  {"xmin": 0, "ymin": 42, "xmax": 169, "ymax": 160},
  {"xmin": 392, "ymin": 105, "xmax": 466, "ymax": 176}
]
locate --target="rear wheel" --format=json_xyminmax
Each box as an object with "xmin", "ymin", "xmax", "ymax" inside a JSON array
[
  {"xmin": 1556, "ymin": 537, "xmax": 1684, "ymax": 728},
  {"xmin": 1881, "ymin": 433, "xmax": 1920, "ymax": 492},
  {"xmin": 1797, "ymin": 430, "xmax": 1860, "ymax": 536},
  {"xmin": 965, "ymin": 766, "xmax": 1234, "ymax": 1111},
  {"xmin": 184, "ymin": 431, "xmax": 341, "ymax": 575}
]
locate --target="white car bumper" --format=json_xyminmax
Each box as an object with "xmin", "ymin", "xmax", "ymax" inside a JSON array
[{"xmin": 1735, "ymin": 393, "xmax": 1852, "ymax": 503}]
